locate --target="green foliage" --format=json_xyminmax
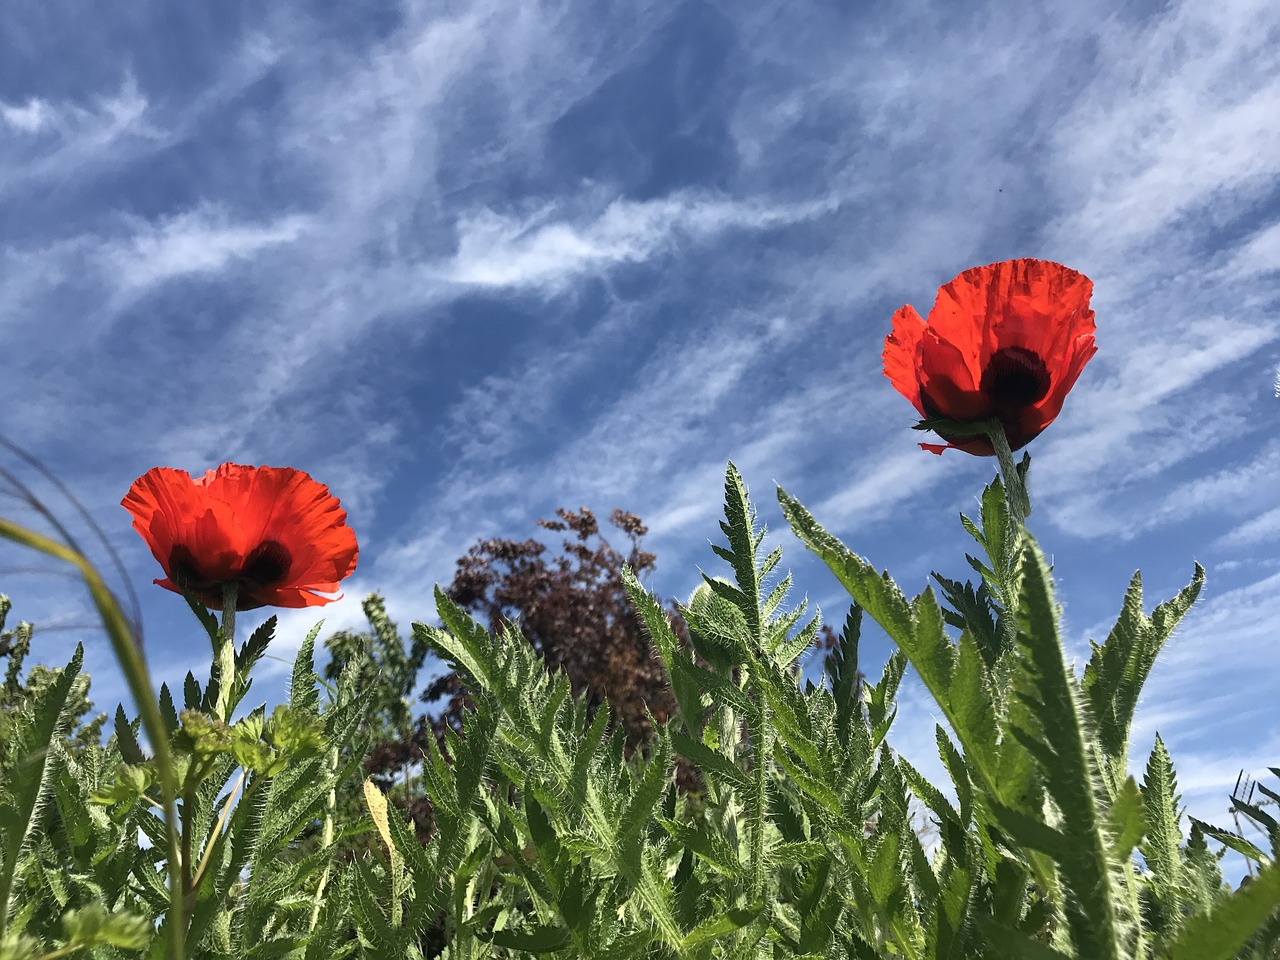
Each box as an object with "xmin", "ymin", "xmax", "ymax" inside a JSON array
[
  {"xmin": 777, "ymin": 469, "xmax": 1278, "ymax": 959},
  {"xmin": 325, "ymin": 594, "xmax": 425, "ymax": 750},
  {"xmin": 1084, "ymin": 571, "xmax": 1204, "ymax": 784},
  {"xmin": 2, "ymin": 460, "xmax": 1277, "ymax": 959},
  {"xmin": 0, "ymin": 596, "xmax": 374, "ymax": 959}
]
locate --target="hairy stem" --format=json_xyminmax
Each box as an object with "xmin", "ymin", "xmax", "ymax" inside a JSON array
[
  {"xmin": 985, "ymin": 420, "xmax": 1031, "ymax": 524},
  {"xmin": 214, "ymin": 582, "xmax": 238, "ymax": 720}
]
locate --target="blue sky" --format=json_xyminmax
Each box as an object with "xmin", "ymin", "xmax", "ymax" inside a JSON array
[{"xmin": 2, "ymin": 0, "xmax": 1279, "ymax": 841}]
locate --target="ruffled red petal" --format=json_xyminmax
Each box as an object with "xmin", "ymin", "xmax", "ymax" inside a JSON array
[
  {"xmin": 882, "ymin": 306, "xmax": 927, "ymax": 415},
  {"xmin": 918, "ymin": 330, "xmax": 988, "ymax": 421},
  {"xmin": 882, "ymin": 258, "xmax": 1096, "ymax": 456},
  {"xmin": 123, "ymin": 463, "xmax": 358, "ymax": 610}
]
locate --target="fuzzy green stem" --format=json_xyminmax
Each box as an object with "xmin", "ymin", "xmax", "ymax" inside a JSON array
[
  {"xmin": 983, "ymin": 422, "xmax": 1033, "ymax": 662},
  {"xmin": 985, "ymin": 420, "xmax": 1031, "ymax": 525},
  {"xmin": 748, "ymin": 693, "xmax": 770, "ymax": 902},
  {"xmin": 189, "ymin": 769, "xmax": 246, "ymax": 895},
  {"xmin": 214, "ymin": 582, "xmax": 238, "ymax": 720}
]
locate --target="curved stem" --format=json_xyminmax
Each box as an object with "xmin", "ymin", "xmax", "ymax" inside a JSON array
[
  {"xmin": 189, "ymin": 768, "xmax": 248, "ymax": 894},
  {"xmin": 0, "ymin": 520, "xmax": 185, "ymax": 960}
]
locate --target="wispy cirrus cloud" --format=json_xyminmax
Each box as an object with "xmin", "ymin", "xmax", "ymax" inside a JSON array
[
  {"xmin": 103, "ymin": 205, "xmax": 313, "ymax": 292},
  {"xmin": 0, "ymin": 76, "xmax": 162, "ymax": 192},
  {"xmin": 437, "ymin": 194, "xmax": 838, "ymax": 291}
]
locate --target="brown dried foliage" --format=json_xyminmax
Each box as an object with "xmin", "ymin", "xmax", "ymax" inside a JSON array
[{"xmin": 427, "ymin": 507, "xmax": 679, "ymax": 744}]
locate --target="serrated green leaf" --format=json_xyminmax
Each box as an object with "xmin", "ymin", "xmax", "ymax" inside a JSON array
[
  {"xmin": 1189, "ymin": 818, "xmax": 1271, "ymax": 866},
  {"xmin": 1083, "ymin": 566, "xmax": 1204, "ymax": 773},
  {"xmin": 673, "ymin": 730, "xmax": 748, "ymax": 791},
  {"xmin": 60, "ymin": 903, "xmax": 151, "ymax": 949},
  {"xmin": 1106, "ymin": 775, "xmax": 1146, "ymax": 862},
  {"xmin": 680, "ymin": 901, "xmax": 764, "ymax": 949},
  {"xmin": 1141, "ymin": 735, "xmax": 1183, "ymax": 910},
  {"xmin": 0, "ymin": 644, "xmax": 86, "ymax": 922},
  {"xmin": 1011, "ymin": 537, "xmax": 1125, "ymax": 960},
  {"xmin": 1167, "ymin": 858, "xmax": 1280, "ymax": 960},
  {"xmin": 482, "ymin": 922, "xmax": 574, "ymax": 952}
]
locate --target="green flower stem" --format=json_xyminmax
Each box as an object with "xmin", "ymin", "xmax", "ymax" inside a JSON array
[
  {"xmin": 985, "ymin": 420, "xmax": 1032, "ymax": 525},
  {"xmin": 215, "ymin": 581, "xmax": 238, "ymax": 720},
  {"xmin": 0, "ymin": 519, "xmax": 186, "ymax": 960},
  {"xmin": 984, "ymin": 421, "xmax": 1032, "ymax": 662},
  {"xmin": 748, "ymin": 685, "xmax": 770, "ymax": 902}
]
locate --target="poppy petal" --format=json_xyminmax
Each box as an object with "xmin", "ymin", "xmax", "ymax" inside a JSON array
[
  {"xmin": 883, "ymin": 306, "xmax": 927, "ymax": 415},
  {"xmin": 123, "ymin": 463, "xmax": 358, "ymax": 611},
  {"xmin": 918, "ymin": 329, "xmax": 989, "ymax": 421},
  {"xmin": 882, "ymin": 259, "xmax": 1097, "ymax": 456}
]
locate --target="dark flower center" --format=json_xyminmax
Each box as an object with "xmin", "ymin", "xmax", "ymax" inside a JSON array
[
  {"xmin": 980, "ymin": 346, "xmax": 1051, "ymax": 420},
  {"xmin": 168, "ymin": 545, "xmax": 209, "ymax": 590},
  {"xmin": 242, "ymin": 540, "xmax": 293, "ymax": 586}
]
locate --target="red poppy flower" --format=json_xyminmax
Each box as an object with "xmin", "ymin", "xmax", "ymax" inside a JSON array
[
  {"xmin": 882, "ymin": 258, "xmax": 1097, "ymax": 455},
  {"xmin": 122, "ymin": 463, "xmax": 358, "ymax": 610}
]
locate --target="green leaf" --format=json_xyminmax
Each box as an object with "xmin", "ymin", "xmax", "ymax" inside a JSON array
[
  {"xmin": 1082, "ymin": 566, "xmax": 1204, "ymax": 772},
  {"xmin": 90, "ymin": 762, "xmax": 154, "ymax": 805},
  {"xmin": 183, "ymin": 591, "xmax": 221, "ymax": 643},
  {"xmin": 1167, "ymin": 858, "xmax": 1280, "ymax": 960},
  {"xmin": 778, "ymin": 488, "xmax": 916, "ymax": 650},
  {"xmin": 779, "ymin": 484, "xmax": 1016, "ymax": 817},
  {"xmin": 1106, "ymin": 775, "xmax": 1146, "ymax": 862},
  {"xmin": 932, "ymin": 573, "xmax": 1001, "ymax": 669},
  {"xmin": 719, "ymin": 461, "xmax": 763, "ymax": 641},
  {"xmin": 672, "ymin": 731, "xmax": 749, "ymax": 792},
  {"xmin": 1009, "ymin": 537, "xmax": 1126, "ymax": 960},
  {"xmin": 617, "ymin": 729, "xmax": 672, "ymax": 852},
  {"xmin": 288, "ymin": 624, "xmax": 323, "ymax": 713},
  {"xmin": 987, "ymin": 801, "xmax": 1069, "ymax": 859},
  {"xmin": 481, "ymin": 923, "xmax": 574, "ymax": 952},
  {"xmin": 237, "ymin": 615, "xmax": 276, "ymax": 674},
  {"xmin": 112, "ymin": 705, "xmax": 145, "ymax": 764},
  {"xmin": 623, "ymin": 566, "xmax": 702, "ymax": 734},
  {"xmin": 973, "ymin": 915, "xmax": 1075, "ymax": 960},
  {"xmin": 680, "ymin": 901, "xmax": 764, "ymax": 949},
  {"xmin": 0, "ymin": 644, "xmax": 85, "ymax": 924},
  {"xmin": 1189, "ymin": 818, "xmax": 1271, "ymax": 866},
  {"xmin": 415, "ymin": 589, "xmax": 497, "ymax": 693},
  {"xmin": 60, "ymin": 903, "xmax": 152, "ymax": 949},
  {"xmin": 1140, "ymin": 734, "xmax": 1184, "ymax": 916},
  {"xmin": 827, "ymin": 605, "xmax": 863, "ymax": 739}
]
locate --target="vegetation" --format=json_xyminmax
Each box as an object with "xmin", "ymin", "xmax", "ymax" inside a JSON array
[{"xmin": 0, "ymin": 459, "xmax": 1277, "ymax": 959}]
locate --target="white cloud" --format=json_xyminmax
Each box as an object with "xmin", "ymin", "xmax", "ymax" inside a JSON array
[
  {"xmin": 104, "ymin": 205, "xmax": 312, "ymax": 291},
  {"xmin": 1228, "ymin": 220, "xmax": 1280, "ymax": 278},
  {"xmin": 1216, "ymin": 505, "xmax": 1280, "ymax": 549},
  {"xmin": 0, "ymin": 98, "xmax": 53, "ymax": 133},
  {"xmin": 813, "ymin": 448, "xmax": 945, "ymax": 531},
  {"xmin": 0, "ymin": 76, "xmax": 162, "ymax": 193},
  {"xmin": 1048, "ymin": 0, "xmax": 1280, "ymax": 257},
  {"xmin": 437, "ymin": 193, "xmax": 837, "ymax": 291},
  {"xmin": 1036, "ymin": 317, "xmax": 1278, "ymax": 538}
]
